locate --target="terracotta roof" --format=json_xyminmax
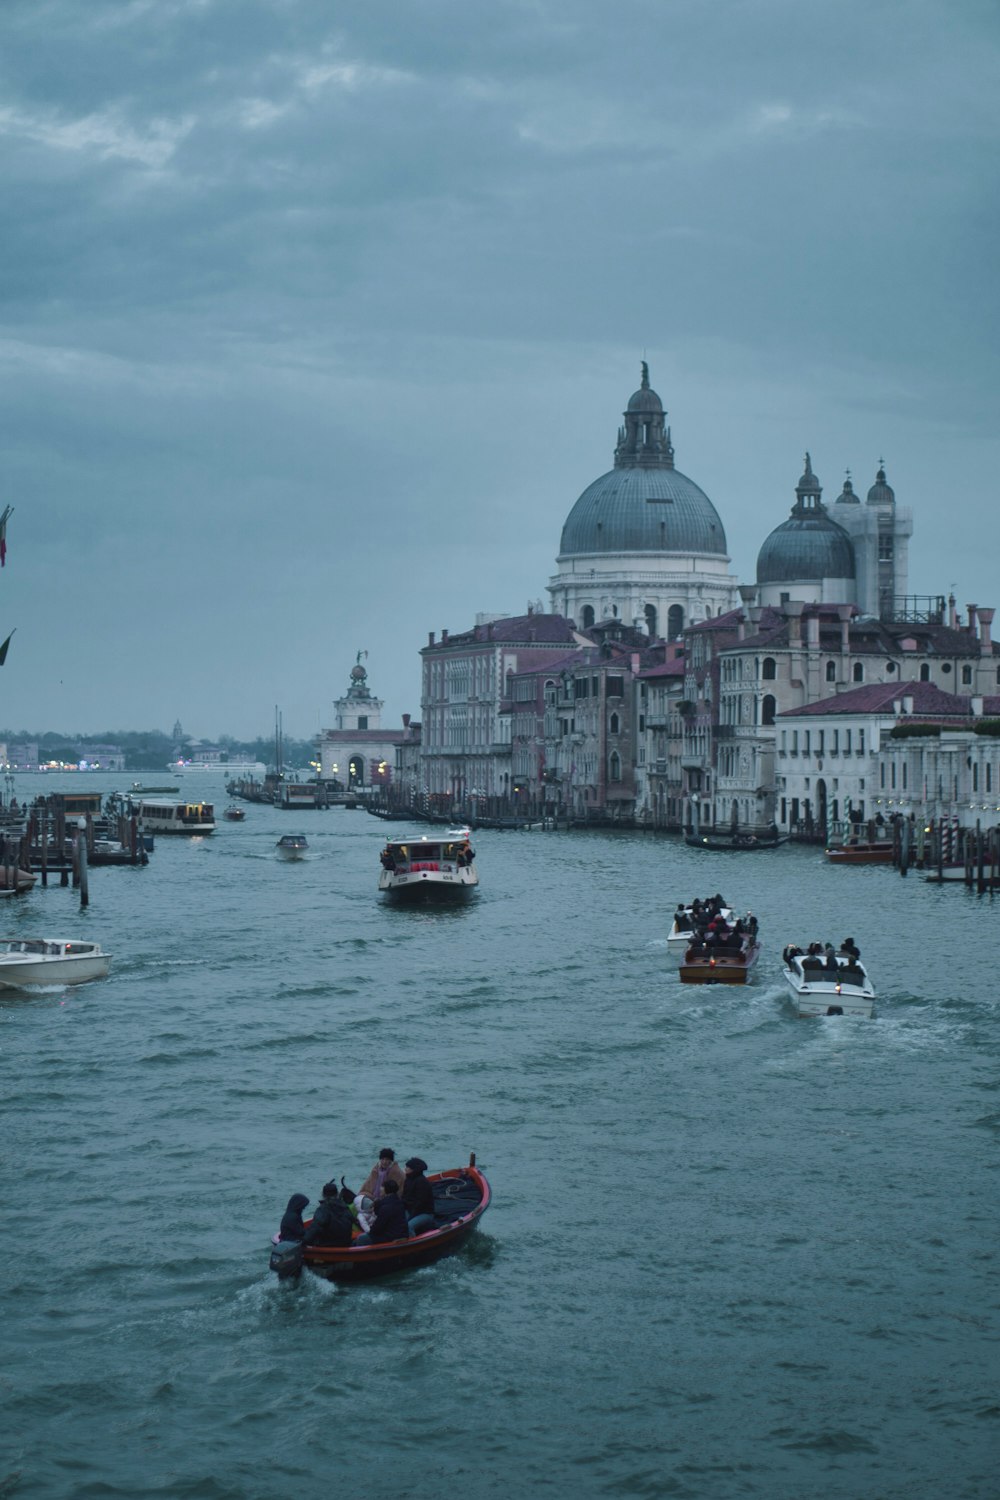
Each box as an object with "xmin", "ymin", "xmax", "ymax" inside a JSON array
[
  {"xmin": 779, "ymin": 681, "xmax": 972, "ymax": 718},
  {"xmin": 426, "ymin": 613, "xmax": 580, "ymax": 650}
]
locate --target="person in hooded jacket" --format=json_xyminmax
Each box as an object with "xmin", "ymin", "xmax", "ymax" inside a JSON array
[
  {"xmin": 402, "ymin": 1157, "xmax": 436, "ymax": 1236},
  {"xmin": 303, "ymin": 1182, "xmax": 354, "ymax": 1247},
  {"xmin": 278, "ymin": 1193, "xmax": 310, "ymax": 1242}
]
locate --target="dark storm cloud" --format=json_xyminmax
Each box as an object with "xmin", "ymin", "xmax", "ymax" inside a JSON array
[{"xmin": 0, "ymin": 0, "xmax": 997, "ymax": 736}]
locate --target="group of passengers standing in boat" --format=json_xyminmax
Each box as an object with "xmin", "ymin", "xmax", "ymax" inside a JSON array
[
  {"xmin": 276, "ymin": 1147, "xmax": 438, "ymax": 1249},
  {"xmin": 675, "ymin": 894, "xmax": 759, "ymax": 957}
]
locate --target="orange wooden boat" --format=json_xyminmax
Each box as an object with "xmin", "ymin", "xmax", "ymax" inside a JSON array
[
  {"xmin": 824, "ymin": 840, "xmax": 893, "ymax": 865},
  {"xmin": 270, "ymin": 1159, "xmax": 490, "ymax": 1282},
  {"xmin": 679, "ymin": 937, "xmax": 760, "ymax": 984}
]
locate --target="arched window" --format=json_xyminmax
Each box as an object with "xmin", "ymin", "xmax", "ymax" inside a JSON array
[
  {"xmin": 826, "ymin": 660, "xmax": 836, "ymax": 682},
  {"xmin": 762, "ymin": 695, "xmax": 776, "ymax": 726},
  {"xmin": 581, "ymin": 605, "xmax": 595, "ymax": 629},
  {"xmin": 853, "ymin": 662, "xmax": 864, "ymax": 682},
  {"xmin": 920, "ymin": 663, "xmax": 930, "ymax": 681},
  {"xmin": 609, "ymin": 713, "xmax": 620, "ymax": 735},
  {"xmin": 608, "ymin": 751, "xmax": 622, "ymax": 783},
  {"xmin": 644, "ymin": 603, "xmax": 657, "ymax": 637},
  {"xmin": 667, "ymin": 604, "xmax": 685, "ymax": 638},
  {"xmin": 762, "ymin": 657, "xmax": 776, "ymax": 680}
]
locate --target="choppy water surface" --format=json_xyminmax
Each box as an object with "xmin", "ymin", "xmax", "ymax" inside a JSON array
[{"xmin": 2, "ymin": 779, "xmax": 997, "ymax": 1499}]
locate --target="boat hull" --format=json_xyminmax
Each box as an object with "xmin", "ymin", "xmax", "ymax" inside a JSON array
[
  {"xmin": 0, "ymin": 956, "xmax": 111, "ymax": 988},
  {"xmin": 378, "ymin": 869, "xmax": 478, "ymax": 897},
  {"xmin": 685, "ymin": 835, "xmax": 787, "ymax": 851},
  {"xmin": 679, "ymin": 942, "xmax": 760, "ymax": 984}
]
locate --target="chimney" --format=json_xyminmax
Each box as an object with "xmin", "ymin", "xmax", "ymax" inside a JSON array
[
  {"xmin": 441, "ymin": 629, "xmax": 449, "ymax": 644},
  {"xmin": 949, "ymin": 593, "xmax": 958, "ymax": 628},
  {"xmin": 749, "ymin": 606, "xmax": 763, "ymax": 626},
  {"xmin": 971, "ymin": 696, "xmax": 984, "ymax": 717},
  {"xmin": 428, "ymin": 631, "xmax": 435, "ymax": 646},
  {"xmin": 402, "ymin": 712, "xmax": 411, "ymax": 734},
  {"xmin": 902, "ymin": 695, "xmax": 914, "ymax": 715},
  {"xmin": 631, "ymin": 652, "xmax": 640, "ymax": 674},
  {"xmin": 977, "ymin": 608, "xmax": 994, "ymax": 649},
  {"xmin": 737, "ymin": 613, "xmax": 746, "ymax": 642},
  {"xmin": 967, "ymin": 604, "xmax": 978, "ymax": 637},
  {"xmin": 806, "ymin": 613, "xmax": 820, "ymax": 651},
  {"xmin": 785, "ymin": 600, "xmax": 804, "ymax": 646},
  {"xmin": 837, "ymin": 603, "xmax": 852, "ymax": 653}
]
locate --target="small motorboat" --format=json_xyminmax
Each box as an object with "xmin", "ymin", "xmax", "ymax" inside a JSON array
[
  {"xmin": 0, "ymin": 939, "xmax": 112, "ymax": 988},
  {"xmin": 224, "ymin": 807, "xmax": 246, "ymax": 822},
  {"xmin": 783, "ymin": 947, "xmax": 875, "ymax": 1018},
  {"xmin": 378, "ymin": 828, "xmax": 478, "ymax": 899},
  {"xmin": 269, "ymin": 1158, "xmax": 491, "ymax": 1283},
  {"xmin": 276, "ymin": 833, "xmax": 308, "ymax": 860},
  {"xmin": 679, "ymin": 928, "xmax": 760, "ymax": 984},
  {"xmin": 825, "ymin": 840, "xmax": 893, "ymax": 865}
]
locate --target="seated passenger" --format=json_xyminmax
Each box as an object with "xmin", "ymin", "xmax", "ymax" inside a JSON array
[
  {"xmin": 303, "ymin": 1182, "xmax": 354, "ymax": 1247},
  {"xmin": 402, "ymin": 1157, "xmax": 437, "ymax": 1236},
  {"xmin": 840, "ymin": 937, "xmax": 861, "ymax": 960},
  {"xmin": 360, "ymin": 1147, "xmax": 406, "ymax": 1201},
  {"xmin": 354, "ymin": 1180, "xmax": 409, "ymax": 1245},
  {"xmin": 277, "ymin": 1192, "xmax": 310, "ymax": 1243},
  {"xmin": 825, "ymin": 951, "xmax": 840, "ymax": 973}
]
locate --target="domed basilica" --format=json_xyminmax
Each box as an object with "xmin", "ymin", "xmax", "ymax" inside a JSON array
[
  {"xmin": 547, "ymin": 364, "xmax": 739, "ymax": 637},
  {"xmin": 548, "ymin": 364, "xmax": 911, "ymax": 627}
]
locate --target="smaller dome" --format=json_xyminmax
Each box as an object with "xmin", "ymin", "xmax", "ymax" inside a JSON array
[
  {"xmin": 757, "ymin": 515, "xmax": 855, "ymax": 584},
  {"xmin": 626, "ymin": 358, "xmax": 663, "ymax": 413},
  {"xmin": 867, "ymin": 462, "xmax": 895, "ymax": 506},
  {"xmin": 835, "ymin": 475, "xmax": 860, "ymax": 505}
]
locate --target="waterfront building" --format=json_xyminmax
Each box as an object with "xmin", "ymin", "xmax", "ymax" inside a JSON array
[
  {"xmin": 635, "ymin": 655, "xmax": 687, "ymax": 828},
  {"xmin": 777, "ymin": 682, "xmax": 979, "ymax": 835},
  {"xmin": 548, "ymin": 364, "xmax": 739, "ymax": 636},
  {"xmin": 679, "ymin": 596, "xmax": 1000, "ymax": 837},
  {"xmin": 317, "ymin": 657, "xmax": 416, "ymax": 789},
  {"xmin": 876, "ymin": 698, "xmax": 1000, "ymax": 829},
  {"xmin": 418, "ymin": 612, "xmax": 586, "ymax": 813}
]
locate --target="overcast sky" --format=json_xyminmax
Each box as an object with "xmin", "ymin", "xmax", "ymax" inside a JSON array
[{"xmin": 1, "ymin": 0, "xmax": 997, "ymax": 741}]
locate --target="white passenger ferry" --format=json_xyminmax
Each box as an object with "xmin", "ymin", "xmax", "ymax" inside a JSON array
[
  {"xmin": 782, "ymin": 946, "xmax": 875, "ymax": 1018},
  {"xmin": 135, "ymin": 799, "xmax": 216, "ymax": 835},
  {"xmin": 378, "ymin": 829, "xmax": 478, "ymax": 899}
]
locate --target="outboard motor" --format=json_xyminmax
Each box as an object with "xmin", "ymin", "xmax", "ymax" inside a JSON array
[{"xmin": 269, "ymin": 1239, "xmax": 304, "ymax": 1280}]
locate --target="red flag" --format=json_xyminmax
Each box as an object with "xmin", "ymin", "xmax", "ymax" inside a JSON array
[
  {"xmin": 0, "ymin": 630, "xmax": 14, "ymax": 666},
  {"xmin": 0, "ymin": 505, "xmax": 10, "ymax": 567}
]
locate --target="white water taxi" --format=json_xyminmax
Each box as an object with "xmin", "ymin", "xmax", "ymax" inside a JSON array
[
  {"xmin": 378, "ymin": 829, "xmax": 478, "ymax": 898},
  {"xmin": 667, "ymin": 904, "xmax": 733, "ymax": 961},
  {"xmin": 135, "ymin": 799, "xmax": 215, "ymax": 835},
  {"xmin": 782, "ymin": 948, "xmax": 875, "ymax": 1018},
  {"xmin": 276, "ymin": 833, "xmax": 309, "ymax": 860},
  {"xmin": 0, "ymin": 939, "xmax": 112, "ymax": 988}
]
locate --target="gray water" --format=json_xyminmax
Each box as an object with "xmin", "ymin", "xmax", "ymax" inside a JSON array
[{"xmin": 2, "ymin": 777, "xmax": 997, "ymax": 1499}]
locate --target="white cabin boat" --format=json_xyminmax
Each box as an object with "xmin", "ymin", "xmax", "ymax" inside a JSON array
[
  {"xmin": 135, "ymin": 799, "xmax": 215, "ymax": 835},
  {"xmin": 0, "ymin": 939, "xmax": 112, "ymax": 988},
  {"xmin": 378, "ymin": 829, "xmax": 478, "ymax": 898},
  {"xmin": 667, "ymin": 904, "xmax": 733, "ymax": 961},
  {"xmin": 276, "ymin": 833, "xmax": 309, "ymax": 860},
  {"xmin": 783, "ymin": 949, "xmax": 875, "ymax": 1018}
]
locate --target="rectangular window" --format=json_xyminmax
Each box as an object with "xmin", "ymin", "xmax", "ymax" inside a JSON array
[
  {"xmin": 804, "ymin": 730, "xmax": 811, "ymax": 755},
  {"xmin": 845, "ymin": 728, "xmax": 852, "ymax": 754},
  {"xmin": 832, "ymin": 729, "xmax": 839, "ymax": 755},
  {"xmin": 858, "ymin": 730, "xmax": 865, "ymax": 755},
  {"xmin": 606, "ymin": 675, "xmax": 625, "ymax": 699},
  {"xmin": 791, "ymin": 731, "xmax": 798, "ymax": 755},
  {"xmin": 817, "ymin": 730, "xmax": 824, "ymax": 755}
]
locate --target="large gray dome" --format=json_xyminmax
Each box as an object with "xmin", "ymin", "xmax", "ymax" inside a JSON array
[
  {"xmin": 757, "ymin": 453, "xmax": 855, "ymax": 583},
  {"xmin": 559, "ymin": 363, "xmax": 728, "ymax": 557},
  {"xmin": 560, "ymin": 466, "xmax": 728, "ymax": 556}
]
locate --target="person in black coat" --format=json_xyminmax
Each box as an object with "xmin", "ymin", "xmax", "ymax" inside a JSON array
[
  {"xmin": 402, "ymin": 1157, "xmax": 436, "ymax": 1236},
  {"xmin": 278, "ymin": 1193, "xmax": 310, "ymax": 1242},
  {"xmin": 355, "ymin": 1180, "xmax": 409, "ymax": 1244},
  {"xmin": 304, "ymin": 1182, "xmax": 354, "ymax": 1247}
]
